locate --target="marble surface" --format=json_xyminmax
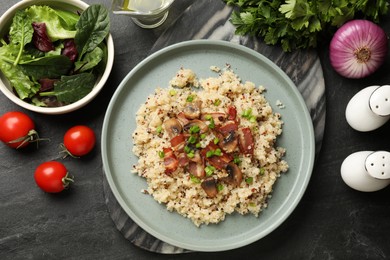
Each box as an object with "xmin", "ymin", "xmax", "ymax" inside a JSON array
[{"xmin": 1, "ymin": 0, "xmax": 390, "ymax": 259}]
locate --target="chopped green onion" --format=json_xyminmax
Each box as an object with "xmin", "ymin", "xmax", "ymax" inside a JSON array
[
  {"xmin": 206, "ymin": 116, "xmax": 215, "ymax": 129},
  {"xmin": 205, "ymin": 165, "xmax": 216, "ymax": 176},
  {"xmin": 189, "ymin": 125, "xmax": 200, "ymax": 134},
  {"xmin": 242, "ymin": 108, "xmax": 258, "ymax": 122},
  {"xmin": 242, "ymin": 108, "xmax": 252, "ymax": 118},
  {"xmin": 156, "ymin": 125, "xmax": 163, "ymax": 134},
  {"xmin": 184, "ymin": 146, "xmax": 191, "ymax": 153},
  {"xmin": 158, "ymin": 151, "xmax": 165, "ymax": 158},
  {"xmin": 214, "ymin": 99, "xmax": 221, "ymax": 106},
  {"xmin": 186, "ymin": 95, "xmax": 194, "ymax": 102},
  {"xmin": 233, "ymin": 155, "xmax": 241, "ymax": 165},
  {"xmin": 241, "ymin": 108, "xmax": 257, "ymax": 123},
  {"xmin": 259, "ymin": 167, "xmax": 265, "ymax": 175},
  {"xmin": 206, "ymin": 150, "xmax": 214, "ymax": 158},
  {"xmin": 249, "ymin": 202, "xmax": 256, "ymax": 207},
  {"xmin": 213, "ymin": 138, "xmax": 219, "ymax": 144},
  {"xmin": 190, "ymin": 174, "xmax": 201, "ymax": 184},
  {"xmin": 206, "ymin": 148, "xmax": 222, "ymax": 158},
  {"xmin": 217, "ymin": 183, "xmax": 224, "ymax": 191},
  {"xmin": 188, "ymin": 135, "xmax": 197, "ymax": 144},
  {"xmin": 187, "ymin": 152, "xmax": 195, "ymax": 158},
  {"xmin": 245, "ymin": 177, "xmax": 253, "ymax": 184},
  {"xmin": 169, "ymin": 89, "xmax": 177, "ymax": 96},
  {"xmin": 200, "ymin": 133, "xmax": 206, "ymax": 139},
  {"xmin": 195, "ymin": 143, "xmax": 201, "ymax": 148}
]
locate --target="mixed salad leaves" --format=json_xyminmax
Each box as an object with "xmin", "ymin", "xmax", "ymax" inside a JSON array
[{"xmin": 0, "ymin": 4, "xmax": 110, "ymax": 107}]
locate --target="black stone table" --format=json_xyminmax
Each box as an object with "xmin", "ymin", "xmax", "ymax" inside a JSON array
[{"xmin": 1, "ymin": 0, "xmax": 390, "ymax": 259}]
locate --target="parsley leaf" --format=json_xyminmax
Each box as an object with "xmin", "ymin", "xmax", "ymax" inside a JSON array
[{"xmin": 224, "ymin": 0, "xmax": 389, "ymax": 52}]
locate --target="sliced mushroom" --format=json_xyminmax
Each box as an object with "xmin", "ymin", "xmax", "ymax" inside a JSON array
[
  {"xmin": 220, "ymin": 131, "xmax": 238, "ymax": 153},
  {"xmin": 201, "ymin": 177, "xmax": 218, "ymax": 198},
  {"xmin": 183, "ymin": 100, "xmax": 202, "ymax": 119},
  {"xmin": 223, "ymin": 162, "xmax": 243, "ymax": 186},
  {"xmin": 163, "ymin": 118, "xmax": 182, "ymax": 138},
  {"xmin": 177, "ymin": 112, "xmax": 190, "ymax": 126}
]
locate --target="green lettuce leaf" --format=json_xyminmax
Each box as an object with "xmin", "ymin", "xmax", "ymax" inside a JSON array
[
  {"xmin": 9, "ymin": 10, "xmax": 33, "ymax": 65},
  {"xmin": 25, "ymin": 5, "xmax": 77, "ymax": 41},
  {"xmin": 54, "ymin": 9, "xmax": 80, "ymax": 30},
  {"xmin": 0, "ymin": 44, "xmax": 39, "ymax": 99}
]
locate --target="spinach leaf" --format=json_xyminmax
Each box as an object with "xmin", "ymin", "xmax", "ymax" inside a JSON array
[
  {"xmin": 75, "ymin": 4, "xmax": 110, "ymax": 60},
  {"xmin": 74, "ymin": 46, "xmax": 103, "ymax": 72},
  {"xmin": 20, "ymin": 55, "xmax": 73, "ymax": 79},
  {"xmin": 9, "ymin": 10, "xmax": 33, "ymax": 65},
  {"xmin": 40, "ymin": 73, "xmax": 96, "ymax": 103},
  {"xmin": 95, "ymin": 42, "xmax": 108, "ymax": 75}
]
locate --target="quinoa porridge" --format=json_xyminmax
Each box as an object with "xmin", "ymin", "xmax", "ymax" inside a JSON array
[{"xmin": 131, "ymin": 66, "xmax": 288, "ymax": 227}]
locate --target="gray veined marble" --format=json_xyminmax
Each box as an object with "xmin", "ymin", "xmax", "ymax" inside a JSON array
[{"xmin": 103, "ymin": 0, "xmax": 326, "ymax": 254}]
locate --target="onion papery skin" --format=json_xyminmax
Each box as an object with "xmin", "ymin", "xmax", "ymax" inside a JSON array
[{"xmin": 329, "ymin": 19, "xmax": 388, "ymax": 79}]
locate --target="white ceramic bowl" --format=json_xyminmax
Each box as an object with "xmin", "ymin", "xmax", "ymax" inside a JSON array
[{"xmin": 0, "ymin": 0, "xmax": 114, "ymax": 114}]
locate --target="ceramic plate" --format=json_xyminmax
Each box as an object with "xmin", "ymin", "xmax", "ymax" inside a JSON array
[{"xmin": 101, "ymin": 40, "xmax": 315, "ymax": 252}]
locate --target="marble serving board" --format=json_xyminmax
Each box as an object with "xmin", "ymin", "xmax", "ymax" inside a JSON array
[{"xmin": 102, "ymin": 0, "xmax": 326, "ymax": 254}]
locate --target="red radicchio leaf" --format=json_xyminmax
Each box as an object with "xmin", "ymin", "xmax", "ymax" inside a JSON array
[
  {"xmin": 32, "ymin": 22, "xmax": 54, "ymax": 52},
  {"xmin": 61, "ymin": 39, "xmax": 78, "ymax": 62},
  {"xmin": 38, "ymin": 78, "xmax": 57, "ymax": 92}
]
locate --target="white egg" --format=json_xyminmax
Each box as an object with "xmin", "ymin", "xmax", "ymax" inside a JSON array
[
  {"xmin": 345, "ymin": 86, "xmax": 390, "ymax": 132},
  {"xmin": 341, "ymin": 151, "xmax": 390, "ymax": 192}
]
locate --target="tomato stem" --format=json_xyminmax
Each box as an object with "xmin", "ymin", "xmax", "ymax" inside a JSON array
[
  {"xmin": 62, "ymin": 172, "xmax": 74, "ymax": 189},
  {"xmin": 59, "ymin": 143, "xmax": 80, "ymax": 159},
  {"xmin": 7, "ymin": 129, "xmax": 49, "ymax": 149}
]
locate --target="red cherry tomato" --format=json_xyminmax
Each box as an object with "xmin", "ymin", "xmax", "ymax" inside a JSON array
[
  {"xmin": 0, "ymin": 111, "xmax": 38, "ymax": 149},
  {"xmin": 34, "ymin": 161, "xmax": 73, "ymax": 193},
  {"xmin": 63, "ymin": 125, "xmax": 96, "ymax": 157}
]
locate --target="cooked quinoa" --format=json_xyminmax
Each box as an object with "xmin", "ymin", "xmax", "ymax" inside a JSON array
[{"xmin": 131, "ymin": 66, "xmax": 288, "ymax": 227}]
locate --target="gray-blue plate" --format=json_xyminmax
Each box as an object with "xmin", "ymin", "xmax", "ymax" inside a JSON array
[{"xmin": 101, "ymin": 40, "xmax": 315, "ymax": 252}]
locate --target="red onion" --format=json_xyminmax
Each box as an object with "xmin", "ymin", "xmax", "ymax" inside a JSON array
[{"xmin": 329, "ymin": 19, "xmax": 388, "ymax": 79}]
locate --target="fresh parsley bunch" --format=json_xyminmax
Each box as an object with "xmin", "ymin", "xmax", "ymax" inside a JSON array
[{"xmin": 224, "ymin": 0, "xmax": 389, "ymax": 52}]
